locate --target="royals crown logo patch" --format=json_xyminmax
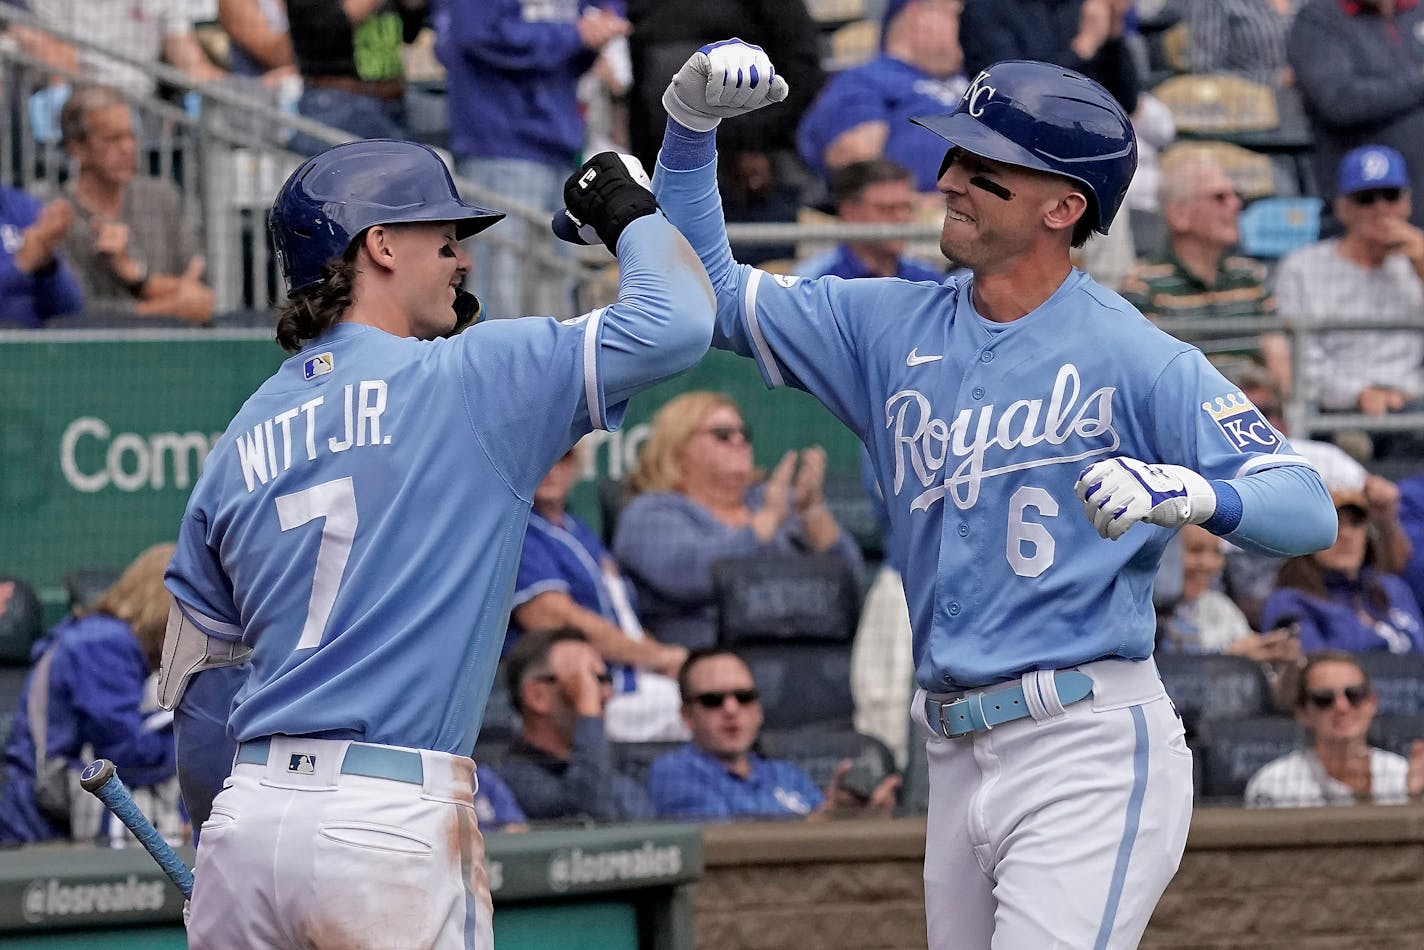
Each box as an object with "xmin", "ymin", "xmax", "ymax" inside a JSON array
[{"xmin": 1203, "ymin": 391, "xmax": 1280, "ymax": 453}]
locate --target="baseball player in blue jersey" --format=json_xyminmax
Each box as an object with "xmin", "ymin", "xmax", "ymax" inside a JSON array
[
  {"xmin": 612, "ymin": 41, "xmax": 1339, "ymax": 948},
  {"xmin": 157, "ymin": 139, "xmax": 713, "ymax": 949}
]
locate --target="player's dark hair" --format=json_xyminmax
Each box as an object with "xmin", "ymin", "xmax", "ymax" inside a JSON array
[
  {"xmin": 675, "ymin": 647, "xmax": 751, "ymax": 702},
  {"xmin": 1070, "ymin": 191, "xmax": 1099, "ymax": 248},
  {"xmin": 830, "ymin": 159, "xmax": 914, "ymax": 209},
  {"xmin": 274, "ymin": 242, "xmax": 362, "ymax": 353},
  {"xmin": 1294, "ymin": 650, "xmax": 1371, "ymax": 709},
  {"xmin": 504, "ymin": 626, "xmax": 589, "ymax": 714}
]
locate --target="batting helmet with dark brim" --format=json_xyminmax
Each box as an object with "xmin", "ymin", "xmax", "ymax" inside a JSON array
[
  {"xmin": 271, "ymin": 139, "xmax": 505, "ymax": 293},
  {"xmin": 910, "ymin": 60, "xmax": 1137, "ymax": 234}
]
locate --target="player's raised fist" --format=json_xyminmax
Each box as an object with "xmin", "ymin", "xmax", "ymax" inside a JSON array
[
  {"xmin": 1075, "ymin": 456, "xmax": 1218, "ymax": 540},
  {"xmin": 552, "ymin": 151, "xmax": 660, "ymax": 253},
  {"xmin": 662, "ymin": 38, "xmax": 790, "ymax": 132}
]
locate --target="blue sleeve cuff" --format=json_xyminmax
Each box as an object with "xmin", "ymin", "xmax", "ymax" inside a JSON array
[
  {"xmin": 1201, "ymin": 480, "xmax": 1243, "ymax": 535},
  {"xmin": 660, "ymin": 118, "xmax": 716, "ymax": 171}
]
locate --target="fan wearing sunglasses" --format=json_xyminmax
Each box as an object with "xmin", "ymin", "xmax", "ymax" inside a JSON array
[
  {"xmin": 645, "ymin": 649, "xmax": 900, "ymax": 820},
  {"xmin": 1245, "ymin": 651, "xmax": 1424, "ymax": 807},
  {"xmin": 613, "ymin": 391, "xmax": 863, "ymax": 652},
  {"xmin": 1274, "ymin": 145, "xmax": 1424, "ymax": 454},
  {"xmin": 497, "ymin": 627, "xmax": 654, "ymax": 823}
]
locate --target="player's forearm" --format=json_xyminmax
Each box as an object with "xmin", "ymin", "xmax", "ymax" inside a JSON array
[
  {"xmin": 1213, "ymin": 464, "xmax": 1337, "ymax": 557},
  {"xmin": 597, "ymin": 214, "xmax": 713, "ymax": 406},
  {"xmin": 653, "ymin": 121, "xmax": 743, "ymax": 299}
]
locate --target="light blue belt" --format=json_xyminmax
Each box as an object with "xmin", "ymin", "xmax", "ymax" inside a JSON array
[
  {"xmin": 236, "ymin": 738, "xmax": 425, "ymax": 785},
  {"xmin": 925, "ymin": 671, "xmax": 1095, "ymax": 739}
]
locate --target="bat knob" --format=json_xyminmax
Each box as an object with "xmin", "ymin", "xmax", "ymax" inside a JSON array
[{"xmin": 80, "ymin": 759, "xmax": 116, "ymax": 792}]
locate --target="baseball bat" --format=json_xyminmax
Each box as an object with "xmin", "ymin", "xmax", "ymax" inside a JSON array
[{"xmin": 80, "ymin": 759, "xmax": 195, "ymax": 899}]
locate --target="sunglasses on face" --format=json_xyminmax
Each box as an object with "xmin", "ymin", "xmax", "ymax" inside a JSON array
[
  {"xmin": 689, "ymin": 688, "xmax": 760, "ymax": 710},
  {"xmin": 702, "ymin": 425, "xmax": 752, "ymax": 444},
  {"xmin": 1305, "ymin": 684, "xmax": 1371, "ymax": 710},
  {"xmin": 1348, "ymin": 187, "xmax": 1403, "ymax": 206}
]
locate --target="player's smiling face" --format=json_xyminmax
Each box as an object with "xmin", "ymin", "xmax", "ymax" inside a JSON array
[
  {"xmin": 935, "ymin": 148, "xmax": 1082, "ymax": 269},
  {"xmin": 386, "ymin": 222, "xmax": 471, "ymax": 340}
]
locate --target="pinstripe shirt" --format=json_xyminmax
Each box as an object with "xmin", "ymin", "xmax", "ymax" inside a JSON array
[{"xmin": 1188, "ymin": 0, "xmax": 1301, "ymax": 84}]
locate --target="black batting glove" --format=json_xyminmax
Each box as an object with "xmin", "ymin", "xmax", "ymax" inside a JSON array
[{"xmin": 552, "ymin": 152, "xmax": 660, "ymax": 253}]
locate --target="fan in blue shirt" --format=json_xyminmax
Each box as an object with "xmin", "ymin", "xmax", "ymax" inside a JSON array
[
  {"xmin": 646, "ymin": 649, "xmax": 899, "ymax": 820},
  {"xmin": 0, "ymin": 187, "xmax": 83, "ymax": 327}
]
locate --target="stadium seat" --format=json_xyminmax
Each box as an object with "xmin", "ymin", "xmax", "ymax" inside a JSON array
[
  {"xmin": 820, "ymin": 471, "xmax": 886, "ymax": 562},
  {"xmin": 64, "ymin": 568, "xmax": 119, "ymax": 617},
  {"xmin": 1368, "ymin": 713, "xmax": 1424, "ymax": 759},
  {"xmin": 1153, "ymin": 74, "xmax": 1280, "ymax": 135},
  {"xmin": 823, "ymin": 19, "xmax": 879, "ymax": 72},
  {"xmin": 611, "ymin": 739, "xmax": 686, "ymax": 789},
  {"xmin": 1160, "ymin": 141, "xmax": 1280, "ymax": 201},
  {"xmin": 1352, "ymin": 652, "xmax": 1424, "ymax": 717},
  {"xmin": 595, "ymin": 477, "xmax": 631, "ymax": 548},
  {"xmin": 759, "ymin": 726, "xmax": 896, "ymax": 800},
  {"xmin": 1198, "ymin": 715, "xmax": 1305, "ymax": 803},
  {"xmin": 1238, "ymin": 196, "xmax": 1322, "ymax": 259},
  {"xmin": 0, "ymin": 576, "xmax": 46, "ymax": 771},
  {"xmin": 1155, "ymin": 653, "xmax": 1275, "ymax": 739},
  {"xmin": 714, "ymin": 553, "xmax": 862, "ymax": 731},
  {"xmin": 476, "ymin": 661, "xmax": 520, "ymax": 751}
]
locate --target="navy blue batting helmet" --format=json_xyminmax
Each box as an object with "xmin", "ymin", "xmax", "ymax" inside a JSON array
[
  {"xmin": 910, "ymin": 61, "xmax": 1137, "ymax": 234},
  {"xmin": 271, "ymin": 139, "xmax": 505, "ymax": 293}
]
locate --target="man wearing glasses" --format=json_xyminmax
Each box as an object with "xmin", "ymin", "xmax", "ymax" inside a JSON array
[
  {"xmin": 497, "ymin": 627, "xmax": 654, "ymax": 822},
  {"xmin": 1120, "ymin": 153, "xmax": 1285, "ymax": 389},
  {"xmin": 1274, "ymin": 145, "xmax": 1424, "ymax": 457},
  {"xmin": 1245, "ymin": 651, "xmax": 1424, "ymax": 807},
  {"xmin": 646, "ymin": 649, "xmax": 900, "ymax": 820}
]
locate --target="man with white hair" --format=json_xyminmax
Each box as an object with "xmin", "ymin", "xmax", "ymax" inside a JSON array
[{"xmin": 1120, "ymin": 153, "xmax": 1285, "ymax": 385}]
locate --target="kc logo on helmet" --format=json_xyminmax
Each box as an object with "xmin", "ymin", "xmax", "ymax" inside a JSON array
[{"xmin": 963, "ymin": 70, "xmax": 997, "ymax": 117}]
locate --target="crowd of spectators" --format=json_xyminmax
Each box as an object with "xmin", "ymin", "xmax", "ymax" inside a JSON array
[{"xmin": 8, "ymin": 0, "xmax": 1424, "ymax": 844}]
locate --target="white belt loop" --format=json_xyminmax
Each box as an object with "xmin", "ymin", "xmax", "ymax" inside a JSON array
[{"xmin": 1022, "ymin": 669, "xmax": 1067, "ymax": 723}]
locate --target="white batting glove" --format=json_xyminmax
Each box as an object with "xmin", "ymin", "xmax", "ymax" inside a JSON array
[
  {"xmin": 1074, "ymin": 457, "xmax": 1218, "ymax": 541},
  {"xmin": 662, "ymin": 38, "xmax": 790, "ymax": 132}
]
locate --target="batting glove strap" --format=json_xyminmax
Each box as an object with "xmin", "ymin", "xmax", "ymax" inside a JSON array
[
  {"xmin": 662, "ymin": 38, "xmax": 790, "ymax": 133},
  {"xmin": 558, "ymin": 151, "xmax": 661, "ymax": 252},
  {"xmin": 1074, "ymin": 457, "xmax": 1218, "ymax": 541}
]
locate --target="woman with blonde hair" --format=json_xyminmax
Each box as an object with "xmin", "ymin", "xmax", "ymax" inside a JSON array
[
  {"xmin": 0, "ymin": 543, "xmax": 182, "ymax": 844},
  {"xmin": 613, "ymin": 391, "xmax": 863, "ymax": 650}
]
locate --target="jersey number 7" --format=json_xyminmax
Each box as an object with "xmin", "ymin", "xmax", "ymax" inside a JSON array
[{"xmin": 275, "ymin": 477, "xmax": 359, "ymax": 650}]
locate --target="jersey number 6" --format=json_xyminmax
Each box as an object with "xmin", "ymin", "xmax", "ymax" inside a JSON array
[
  {"xmin": 1006, "ymin": 486, "xmax": 1058, "ymax": 578},
  {"xmin": 276, "ymin": 476, "xmax": 359, "ymax": 650}
]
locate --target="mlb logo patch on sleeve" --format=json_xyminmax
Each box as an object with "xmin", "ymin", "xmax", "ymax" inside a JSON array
[
  {"xmin": 303, "ymin": 353, "xmax": 333, "ymax": 380},
  {"xmin": 1203, "ymin": 391, "xmax": 1280, "ymax": 453}
]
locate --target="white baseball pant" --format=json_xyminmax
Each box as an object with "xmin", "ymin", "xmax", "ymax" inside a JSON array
[
  {"xmin": 187, "ymin": 737, "xmax": 493, "ymax": 950},
  {"xmin": 913, "ymin": 657, "xmax": 1193, "ymax": 949}
]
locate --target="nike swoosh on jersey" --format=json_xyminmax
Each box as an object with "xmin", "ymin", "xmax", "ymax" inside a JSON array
[{"xmin": 906, "ymin": 349, "xmax": 943, "ymax": 366}]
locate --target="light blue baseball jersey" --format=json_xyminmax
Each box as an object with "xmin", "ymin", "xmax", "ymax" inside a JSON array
[
  {"xmin": 654, "ymin": 133, "xmax": 1336, "ymax": 692},
  {"xmin": 164, "ymin": 215, "xmax": 713, "ymax": 755}
]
